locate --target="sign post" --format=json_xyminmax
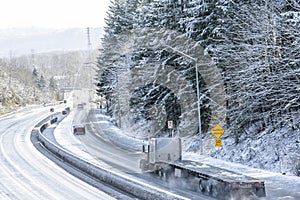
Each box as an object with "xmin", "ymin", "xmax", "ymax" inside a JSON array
[{"xmin": 168, "ymin": 120, "xmax": 173, "ymax": 137}]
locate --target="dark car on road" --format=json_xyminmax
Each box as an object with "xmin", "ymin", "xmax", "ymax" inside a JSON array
[
  {"xmin": 73, "ymin": 125, "xmax": 85, "ymax": 135},
  {"xmin": 77, "ymin": 104, "xmax": 84, "ymax": 109}
]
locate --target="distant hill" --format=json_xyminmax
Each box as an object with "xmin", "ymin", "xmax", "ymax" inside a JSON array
[{"xmin": 0, "ymin": 27, "xmax": 103, "ymax": 57}]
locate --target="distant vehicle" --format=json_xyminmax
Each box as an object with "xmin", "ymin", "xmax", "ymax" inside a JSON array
[
  {"xmin": 96, "ymin": 102, "xmax": 101, "ymax": 109},
  {"xmin": 73, "ymin": 125, "xmax": 85, "ymax": 135},
  {"xmin": 62, "ymin": 110, "xmax": 67, "ymax": 115},
  {"xmin": 65, "ymin": 107, "xmax": 70, "ymax": 112},
  {"xmin": 77, "ymin": 104, "xmax": 84, "ymax": 109}
]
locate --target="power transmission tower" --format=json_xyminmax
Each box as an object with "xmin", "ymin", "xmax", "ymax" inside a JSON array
[
  {"xmin": 31, "ymin": 49, "xmax": 35, "ymax": 69},
  {"xmin": 87, "ymin": 27, "xmax": 92, "ymax": 52}
]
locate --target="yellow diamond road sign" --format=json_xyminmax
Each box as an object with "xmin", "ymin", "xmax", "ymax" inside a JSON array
[
  {"xmin": 214, "ymin": 139, "xmax": 222, "ymax": 146},
  {"xmin": 211, "ymin": 124, "xmax": 225, "ymax": 139}
]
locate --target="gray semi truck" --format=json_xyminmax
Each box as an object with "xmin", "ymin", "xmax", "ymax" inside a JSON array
[{"xmin": 140, "ymin": 138, "xmax": 266, "ymax": 199}]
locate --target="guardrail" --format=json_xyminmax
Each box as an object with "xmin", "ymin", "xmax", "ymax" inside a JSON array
[{"xmin": 32, "ymin": 114, "xmax": 188, "ymax": 200}]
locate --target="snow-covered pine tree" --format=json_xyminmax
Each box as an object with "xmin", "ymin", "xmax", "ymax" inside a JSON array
[
  {"xmin": 272, "ymin": 0, "xmax": 300, "ymax": 130},
  {"xmin": 37, "ymin": 75, "xmax": 46, "ymax": 90},
  {"xmin": 97, "ymin": 0, "xmax": 140, "ymax": 114},
  {"xmin": 209, "ymin": 0, "xmax": 300, "ymax": 141},
  {"xmin": 179, "ymin": 0, "xmax": 218, "ymax": 47}
]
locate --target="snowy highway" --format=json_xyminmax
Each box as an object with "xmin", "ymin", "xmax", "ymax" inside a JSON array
[
  {"xmin": 60, "ymin": 103, "xmax": 300, "ymax": 200},
  {"xmin": 54, "ymin": 104, "xmax": 210, "ymax": 200},
  {"xmin": 1, "ymin": 103, "xmax": 300, "ymax": 200},
  {"xmin": 0, "ymin": 106, "xmax": 114, "ymax": 200}
]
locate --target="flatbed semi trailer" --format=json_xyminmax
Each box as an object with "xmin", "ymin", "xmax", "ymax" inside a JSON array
[{"xmin": 140, "ymin": 138, "xmax": 266, "ymax": 199}]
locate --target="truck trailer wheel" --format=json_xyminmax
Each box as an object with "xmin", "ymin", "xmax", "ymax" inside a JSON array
[
  {"xmin": 199, "ymin": 179, "xmax": 211, "ymax": 194},
  {"xmin": 198, "ymin": 179, "xmax": 206, "ymax": 192},
  {"xmin": 210, "ymin": 185, "xmax": 219, "ymax": 198},
  {"xmin": 199, "ymin": 179, "xmax": 219, "ymax": 197}
]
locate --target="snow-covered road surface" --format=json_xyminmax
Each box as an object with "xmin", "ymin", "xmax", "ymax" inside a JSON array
[{"xmin": 0, "ymin": 106, "xmax": 114, "ymax": 200}]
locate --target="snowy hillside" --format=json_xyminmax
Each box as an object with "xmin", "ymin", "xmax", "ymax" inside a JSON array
[
  {"xmin": 210, "ymin": 128, "xmax": 300, "ymax": 176},
  {"xmin": 95, "ymin": 0, "xmax": 300, "ymax": 177},
  {"xmin": 0, "ymin": 47, "xmax": 98, "ymax": 115},
  {"xmin": 0, "ymin": 66, "xmax": 49, "ymax": 115}
]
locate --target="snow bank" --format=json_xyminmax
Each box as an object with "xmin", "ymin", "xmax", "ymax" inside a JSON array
[{"xmin": 210, "ymin": 128, "xmax": 300, "ymax": 176}]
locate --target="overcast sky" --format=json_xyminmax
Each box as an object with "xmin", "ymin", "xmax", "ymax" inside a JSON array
[{"xmin": 0, "ymin": 0, "xmax": 111, "ymax": 29}]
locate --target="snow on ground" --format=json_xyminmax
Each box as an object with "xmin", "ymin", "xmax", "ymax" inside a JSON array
[
  {"xmin": 53, "ymin": 108, "xmax": 300, "ymax": 200},
  {"xmin": 93, "ymin": 111, "xmax": 144, "ymax": 152},
  {"xmin": 92, "ymin": 112, "xmax": 300, "ymax": 199},
  {"xmin": 209, "ymin": 128, "xmax": 300, "ymax": 176}
]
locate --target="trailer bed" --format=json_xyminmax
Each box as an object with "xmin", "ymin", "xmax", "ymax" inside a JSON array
[
  {"xmin": 171, "ymin": 159, "xmax": 262, "ymax": 183},
  {"xmin": 169, "ymin": 159, "xmax": 266, "ymax": 198}
]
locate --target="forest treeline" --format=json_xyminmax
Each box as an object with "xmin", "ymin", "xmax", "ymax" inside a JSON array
[{"xmin": 97, "ymin": 0, "xmax": 300, "ymax": 142}]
